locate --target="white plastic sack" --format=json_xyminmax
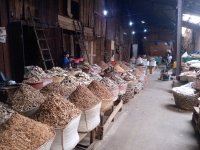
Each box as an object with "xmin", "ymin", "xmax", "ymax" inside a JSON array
[
  {"xmin": 172, "ymin": 82, "xmax": 196, "ymax": 96},
  {"xmin": 181, "ymin": 52, "xmax": 188, "ymax": 58},
  {"xmin": 136, "ymin": 57, "xmax": 143, "ymax": 65}
]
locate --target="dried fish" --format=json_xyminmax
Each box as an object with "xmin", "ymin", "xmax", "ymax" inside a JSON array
[
  {"xmin": 46, "ymin": 67, "xmax": 69, "ymax": 77},
  {"xmin": 24, "ymin": 66, "xmax": 52, "ymax": 79},
  {"xmin": 111, "ymin": 75, "xmax": 127, "ymax": 86},
  {"xmin": 100, "ymin": 77, "xmax": 118, "ymax": 90},
  {"xmin": 68, "ymin": 85, "xmax": 101, "ymax": 110},
  {"xmin": 0, "ymin": 102, "xmax": 16, "ymax": 125},
  {"xmin": 0, "ymin": 114, "xmax": 54, "ymax": 150},
  {"xmin": 34, "ymin": 93, "xmax": 81, "ymax": 128},
  {"xmin": 11, "ymin": 84, "xmax": 45, "ymax": 112}
]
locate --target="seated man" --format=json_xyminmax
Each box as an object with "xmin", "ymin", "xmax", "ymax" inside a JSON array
[{"xmin": 159, "ymin": 67, "xmax": 169, "ymax": 80}]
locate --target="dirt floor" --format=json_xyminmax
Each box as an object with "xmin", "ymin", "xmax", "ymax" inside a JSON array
[{"xmin": 93, "ymin": 68, "xmax": 199, "ymax": 150}]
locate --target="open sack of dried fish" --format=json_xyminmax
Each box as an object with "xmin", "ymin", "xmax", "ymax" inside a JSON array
[
  {"xmin": 111, "ymin": 75, "xmax": 127, "ymax": 95},
  {"xmin": 34, "ymin": 93, "xmax": 82, "ymax": 150},
  {"xmin": 11, "ymin": 84, "xmax": 45, "ymax": 116},
  {"xmin": 132, "ymin": 68, "xmax": 145, "ymax": 79},
  {"xmin": 41, "ymin": 82, "xmax": 75, "ymax": 98},
  {"xmin": 61, "ymin": 75, "xmax": 81, "ymax": 88},
  {"xmin": 114, "ymin": 64, "xmax": 125, "ymax": 73},
  {"xmin": 98, "ymin": 61, "xmax": 108, "ymax": 72},
  {"xmin": 122, "ymin": 71, "xmax": 138, "ymax": 86},
  {"xmin": 104, "ymin": 65, "xmax": 118, "ymax": 77},
  {"xmin": 0, "ymin": 102, "xmax": 16, "ymax": 125},
  {"xmin": 68, "ymin": 85, "xmax": 102, "ymax": 132},
  {"xmin": 88, "ymin": 80, "xmax": 113, "ymax": 100},
  {"xmin": 75, "ymin": 72, "xmax": 92, "ymax": 85},
  {"xmin": 91, "ymin": 64, "xmax": 102, "ymax": 73},
  {"xmin": 90, "ymin": 72, "xmax": 103, "ymax": 81},
  {"xmin": 0, "ymin": 114, "xmax": 55, "ymax": 150},
  {"xmin": 24, "ymin": 66, "xmax": 52, "ymax": 79},
  {"xmin": 46, "ymin": 67, "xmax": 68, "ymax": 77},
  {"xmin": 100, "ymin": 77, "xmax": 119, "ymax": 100}
]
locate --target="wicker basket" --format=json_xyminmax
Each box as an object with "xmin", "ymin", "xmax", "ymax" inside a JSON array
[{"xmin": 172, "ymin": 91, "xmax": 199, "ymax": 110}]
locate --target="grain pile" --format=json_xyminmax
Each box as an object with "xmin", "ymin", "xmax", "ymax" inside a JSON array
[
  {"xmin": 88, "ymin": 80, "xmax": 113, "ymax": 100},
  {"xmin": 11, "ymin": 84, "xmax": 45, "ymax": 112},
  {"xmin": 35, "ymin": 93, "xmax": 81, "ymax": 128},
  {"xmin": 98, "ymin": 61, "xmax": 108, "ymax": 71},
  {"xmin": 23, "ymin": 77, "xmax": 43, "ymax": 83},
  {"xmin": 0, "ymin": 114, "xmax": 54, "ymax": 150},
  {"xmin": 100, "ymin": 77, "xmax": 118, "ymax": 90},
  {"xmin": 40, "ymin": 82, "xmax": 75, "ymax": 97},
  {"xmin": 90, "ymin": 72, "xmax": 102, "ymax": 81},
  {"xmin": 24, "ymin": 66, "xmax": 51, "ymax": 79},
  {"xmin": 0, "ymin": 102, "xmax": 16, "ymax": 125},
  {"xmin": 111, "ymin": 75, "xmax": 127, "ymax": 86},
  {"xmin": 46, "ymin": 67, "xmax": 68, "ymax": 77},
  {"xmin": 122, "ymin": 71, "xmax": 137, "ymax": 81},
  {"xmin": 68, "ymin": 85, "xmax": 101, "ymax": 110}
]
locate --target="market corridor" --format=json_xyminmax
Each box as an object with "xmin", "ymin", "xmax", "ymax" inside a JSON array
[{"xmin": 94, "ymin": 68, "xmax": 199, "ymax": 150}]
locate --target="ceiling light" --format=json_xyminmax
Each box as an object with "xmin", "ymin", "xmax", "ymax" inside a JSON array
[
  {"xmin": 144, "ymin": 29, "xmax": 147, "ymax": 32},
  {"xmin": 141, "ymin": 21, "xmax": 145, "ymax": 24},
  {"xmin": 129, "ymin": 22, "xmax": 133, "ymax": 26},
  {"xmin": 103, "ymin": 10, "xmax": 108, "ymax": 16},
  {"xmin": 124, "ymin": 32, "xmax": 127, "ymax": 35},
  {"xmin": 132, "ymin": 31, "xmax": 135, "ymax": 34}
]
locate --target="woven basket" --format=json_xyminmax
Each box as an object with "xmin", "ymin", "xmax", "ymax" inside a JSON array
[
  {"xmin": 172, "ymin": 91, "xmax": 199, "ymax": 110},
  {"xmin": 100, "ymin": 100, "xmax": 113, "ymax": 113},
  {"xmin": 120, "ymin": 81, "xmax": 135, "ymax": 104}
]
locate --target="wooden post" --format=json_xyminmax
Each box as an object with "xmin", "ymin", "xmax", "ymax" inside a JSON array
[{"xmin": 176, "ymin": 0, "xmax": 183, "ymax": 78}]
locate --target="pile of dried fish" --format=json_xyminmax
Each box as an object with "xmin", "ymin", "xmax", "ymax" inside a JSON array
[
  {"xmin": 88, "ymin": 80, "xmax": 113, "ymax": 100},
  {"xmin": 68, "ymin": 85, "xmax": 101, "ymax": 110},
  {"xmin": 41, "ymin": 82, "xmax": 75, "ymax": 97},
  {"xmin": 35, "ymin": 93, "xmax": 81, "ymax": 128},
  {"xmin": 100, "ymin": 77, "xmax": 118, "ymax": 90},
  {"xmin": 0, "ymin": 114, "xmax": 54, "ymax": 150},
  {"xmin": 23, "ymin": 77, "xmax": 43, "ymax": 83},
  {"xmin": 24, "ymin": 66, "xmax": 51, "ymax": 79},
  {"xmin": 90, "ymin": 72, "xmax": 102, "ymax": 81},
  {"xmin": 111, "ymin": 75, "xmax": 127, "ymax": 86},
  {"xmin": 61, "ymin": 75, "xmax": 82, "ymax": 88},
  {"xmin": 132, "ymin": 68, "xmax": 144, "ymax": 77},
  {"xmin": 104, "ymin": 66, "xmax": 118, "ymax": 75},
  {"xmin": 76, "ymin": 72, "xmax": 92, "ymax": 84},
  {"xmin": 122, "ymin": 71, "xmax": 137, "ymax": 81},
  {"xmin": 11, "ymin": 84, "xmax": 45, "ymax": 112},
  {"xmin": 91, "ymin": 64, "xmax": 101, "ymax": 71},
  {"xmin": 46, "ymin": 67, "xmax": 68, "ymax": 77},
  {"xmin": 98, "ymin": 61, "xmax": 108, "ymax": 71},
  {"xmin": 0, "ymin": 102, "xmax": 16, "ymax": 125},
  {"xmin": 119, "ymin": 62, "xmax": 132, "ymax": 71}
]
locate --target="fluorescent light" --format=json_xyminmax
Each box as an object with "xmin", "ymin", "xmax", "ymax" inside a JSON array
[
  {"xmin": 141, "ymin": 21, "xmax": 145, "ymax": 24},
  {"xmin": 129, "ymin": 22, "xmax": 133, "ymax": 26},
  {"xmin": 132, "ymin": 31, "xmax": 135, "ymax": 34},
  {"xmin": 144, "ymin": 29, "xmax": 147, "ymax": 32},
  {"xmin": 124, "ymin": 32, "xmax": 127, "ymax": 35},
  {"xmin": 103, "ymin": 10, "xmax": 108, "ymax": 16}
]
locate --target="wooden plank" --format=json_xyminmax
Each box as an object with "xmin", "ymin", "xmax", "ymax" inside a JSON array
[
  {"xmin": 103, "ymin": 100, "xmax": 123, "ymax": 132},
  {"xmin": 78, "ymin": 132, "xmax": 88, "ymax": 142}
]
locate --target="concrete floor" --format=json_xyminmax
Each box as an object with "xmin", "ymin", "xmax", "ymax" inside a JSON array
[{"xmin": 94, "ymin": 68, "xmax": 199, "ymax": 150}]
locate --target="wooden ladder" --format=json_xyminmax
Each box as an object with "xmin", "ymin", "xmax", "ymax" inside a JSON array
[
  {"xmin": 31, "ymin": 17, "xmax": 55, "ymax": 70},
  {"xmin": 73, "ymin": 20, "xmax": 91, "ymax": 64}
]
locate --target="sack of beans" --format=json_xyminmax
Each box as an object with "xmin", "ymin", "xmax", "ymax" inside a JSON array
[{"xmin": 68, "ymin": 85, "xmax": 102, "ymax": 132}]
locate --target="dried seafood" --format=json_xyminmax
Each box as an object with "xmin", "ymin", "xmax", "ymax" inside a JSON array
[
  {"xmin": 11, "ymin": 84, "xmax": 45, "ymax": 112},
  {"xmin": 90, "ymin": 72, "xmax": 102, "ymax": 81},
  {"xmin": 82, "ymin": 64, "xmax": 91, "ymax": 70},
  {"xmin": 76, "ymin": 72, "xmax": 92, "ymax": 84},
  {"xmin": 0, "ymin": 114, "xmax": 54, "ymax": 150},
  {"xmin": 120, "ymin": 62, "xmax": 131, "ymax": 71},
  {"xmin": 100, "ymin": 77, "xmax": 118, "ymax": 90},
  {"xmin": 98, "ymin": 61, "xmax": 108, "ymax": 71},
  {"xmin": 132, "ymin": 68, "xmax": 144, "ymax": 76},
  {"xmin": 0, "ymin": 102, "xmax": 16, "ymax": 125},
  {"xmin": 35, "ymin": 93, "xmax": 81, "ymax": 128},
  {"xmin": 46, "ymin": 67, "xmax": 68, "ymax": 77},
  {"xmin": 104, "ymin": 66, "xmax": 118, "ymax": 74},
  {"xmin": 61, "ymin": 75, "xmax": 82, "ymax": 88},
  {"xmin": 122, "ymin": 71, "xmax": 137, "ymax": 81},
  {"xmin": 68, "ymin": 85, "xmax": 101, "ymax": 110},
  {"xmin": 114, "ymin": 64, "xmax": 124, "ymax": 73},
  {"xmin": 88, "ymin": 80, "xmax": 113, "ymax": 100},
  {"xmin": 91, "ymin": 64, "xmax": 101, "ymax": 71},
  {"xmin": 41, "ymin": 82, "xmax": 75, "ymax": 97},
  {"xmin": 111, "ymin": 75, "xmax": 127, "ymax": 86},
  {"xmin": 23, "ymin": 77, "xmax": 43, "ymax": 83},
  {"xmin": 24, "ymin": 66, "xmax": 51, "ymax": 79}
]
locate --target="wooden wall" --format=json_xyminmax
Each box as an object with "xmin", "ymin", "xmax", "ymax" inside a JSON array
[{"xmin": 0, "ymin": 0, "xmax": 12, "ymax": 78}]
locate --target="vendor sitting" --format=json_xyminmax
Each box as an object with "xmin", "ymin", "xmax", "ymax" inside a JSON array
[
  {"xmin": 63, "ymin": 52, "xmax": 74, "ymax": 68},
  {"xmin": 159, "ymin": 67, "xmax": 169, "ymax": 80}
]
